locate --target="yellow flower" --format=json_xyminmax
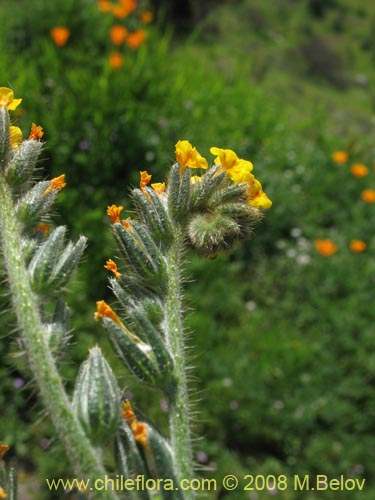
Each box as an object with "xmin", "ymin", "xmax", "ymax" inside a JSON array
[
  {"xmin": 43, "ymin": 174, "xmax": 66, "ymax": 195},
  {"xmin": 104, "ymin": 259, "xmax": 122, "ymax": 279},
  {"xmin": 331, "ymin": 150, "xmax": 348, "ymax": 164},
  {"xmin": 151, "ymin": 182, "xmax": 166, "ymax": 194},
  {"xmin": 10, "ymin": 126, "xmax": 22, "ymax": 149},
  {"xmin": 0, "ymin": 486, "xmax": 6, "ymax": 499},
  {"xmin": 29, "ymin": 123, "xmax": 44, "ymax": 140},
  {"xmin": 106, "ymin": 204, "xmax": 124, "ymax": 223},
  {"xmin": 246, "ymin": 178, "xmax": 272, "ymax": 209},
  {"xmin": 361, "ymin": 189, "xmax": 375, "ymax": 203},
  {"xmin": 350, "ymin": 163, "xmax": 368, "ymax": 178},
  {"xmin": 0, "ymin": 87, "xmax": 22, "ymax": 110},
  {"xmin": 210, "ymin": 147, "xmax": 253, "ymax": 173},
  {"xmin": 349, "ymin": 240, "xmax": 366, "ymax": 253},
  {"xmin": 190, "ymin": 176, "xmax": 202, "ymax": 185},
  {"xmin": 314, "ymin": 239, "xmax": 338, "ymax": 256},
  {"xmin": 140, "ymin": 170, "xmax": 152, "ymax": 190},
  {"xmin": 175, "ymin": 140, "xmax": 208, "ymax": 172}
]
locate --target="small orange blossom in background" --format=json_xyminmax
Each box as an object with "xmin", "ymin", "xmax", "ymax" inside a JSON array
[
  {"xmin": 351, "ymin": 163, "xmax": 369, "ymax": 178},
  {"xmin": 140, "ymin": 10, "xmax": 153, "ymax": 23},
  {"xmin": 110, "ymin": 25, "xmax": 128, "ymax": 45},
  {"xmin": 126, "ymin": 29, "xmax": 146, "ymax": 49},
  {"xmin": 109, "ymin": 52, "xmax": 124, "ymax": 69},
  {"xmin": 349, "ymin": 240, "xmax": 366, "ymax": 253},
  {"xmin": 314, "ymin": 239, "xmax": 338, "ymax": 256},
  {"xmin": 50, "ymin": 27, "xmax": 70, "ymax": 47},
  {"xmin": 331, "ymin": 150, "xmax": 348, "ymax": 164},
  {"xmin": 361, "ymin": 189, "xmax": 375, "ymax": 203}
]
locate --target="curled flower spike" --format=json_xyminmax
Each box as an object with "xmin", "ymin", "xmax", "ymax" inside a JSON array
[
  {"xmin": 314, "ymin": 239, "xmax": 338, "ymax": 256},
  {"xmin": 350, "ymin": 240, "xmax": 366, "ymax": 253},
  {"xmin": 331, "ymin": 150, "xmax": 348, "ymax": 164},
  {"xmin": 43, "ymin": 174, "xmax": 66, "ymax": 195},
  {"xmin": 36, "ymin": 223, "xmax": 51, "ymax": 236},
  {"xmin": 0, "ymin": 442, "xmax": 9, "ymax": 460},
  {"xmin": 94, "ymin": 300, "xmax": 122, "ymax": 326},
  {"xmin": 50, "ymin": 27, "xmax": 70, "ymax": 47},
  {"xmin": 0, "ymin": 87, "xmax": 22, "ymax": 110},
  {"xmin": 175, "ymin": 140, "xmax": 208, "ymax": 172},
  {"xmin": 140, "ymin": 170, "xmax": 152, "ymax": 190},
  {"xmin": 10, "ymin": 126, "xmax": 22, "ymax": 149},
  {"xmin": 361, "ymin": 189, "xmax": 375, "ymax": 203},
  {"xmin": 29, "ymin": 123, "xmax": 44, "ymax": 140},
  {"xmin": 151, "ymin": 182, "xmax": 166, "ymax": 194},
  {"xmin": 107, "ymin": 204, "xmax": 124, "ymax": 223},
  {"xmin": 104, "ymin": 259, "xmax": 122, "ymax": 279}
]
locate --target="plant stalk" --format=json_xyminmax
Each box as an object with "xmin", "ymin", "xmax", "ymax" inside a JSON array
[
  {"xmin": 0, "ymin": 173, "xmax": 117, "ymax": 500},
  {"xmin": 164, "ymin": 227, "xmax": 194, "ymax": 497}
]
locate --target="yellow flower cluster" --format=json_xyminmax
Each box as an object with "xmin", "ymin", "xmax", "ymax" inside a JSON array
[{"xmin": 175, "ymin": 140, "xmax": 272, "ymax": 209}]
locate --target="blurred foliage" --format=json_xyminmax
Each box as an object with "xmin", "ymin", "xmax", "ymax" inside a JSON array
[{"xmin": 0, "ymin": 0, "xmax": 374, "ymax": 498}]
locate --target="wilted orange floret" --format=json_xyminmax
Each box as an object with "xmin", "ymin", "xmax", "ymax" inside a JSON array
[
  {"xmin": 314, "ymin": 239, "xmax": 338, "ymax": 256},
  {"xmin": 44, "ymin": 174, "xmax": 66, "ymax": 195},
  {"xmin": 361, "ymin": 189, "xmax": 375, "ymax": 203},
  {"xmin": 107, "ymin": 204, "xmax": 124, "ymax": 223},
  {"xmin": 29, "ymin": 123, "xmax": 44, "ymax": 140},
  {"xmin": 0, "ymin": 442, "xmax": 9, "ymax": 460},
  {"xmin": 122, "ymin": 401, "xmax": 135, "ymax": 422},
  {"xmin": 36, "ymin": 223, "xmax": 51, "ymax": 236},
  {"xmin": 110, "ymin": 25, "xmax": 128, "ymax": 45},
  {"xmin": 104, "ymin": 259, "xmax": 122, "ymax": 279},
  {"xmin": 140, "ymin": 170, "xmax": 152, "ymax": 190},
  {"xmin": 94, "ymin": 300, "xmax": 121, "ymax": 325},
  {"xmin": 349, "ymin": 240, "xmax": 366, "ymax": 253},
  {"xmin": 109, "ymin": 52, "xmax": 124, "ymax": 69},
  {"xmin": 331, "ymin": 150, "xmax": 348, "ymax": 164},
  {"xmin": 126, "ymin": 29, "xmax": 146, "ymax": 49},
  {"xmin": 132, "ymin": 421, "xmax": 148, "ymax": 447},
  {"xmin": 140, "ymin": 10, "xmax": 153, "ymax": 23},
  {"xmin": 50, "ymin": 27, "xmax": 70, "ymax": 47},
  {"xmin": 121, "ymin": 218, "xmax": 133, "ymax": 230},
  {"xmin": 350, "ymin": 163, "xmax": 368, "ymax": 178}
]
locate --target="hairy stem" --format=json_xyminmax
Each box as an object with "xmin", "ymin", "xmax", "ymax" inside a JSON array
[
  {"xmin": 164, "ymin": 227, "xmax": 194, "ymax": 497},
  {"xmin": 0, "ymin": 174, "xmax": 117, "ymax": 500}
]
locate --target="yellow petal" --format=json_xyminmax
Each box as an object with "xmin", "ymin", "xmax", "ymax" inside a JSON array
[{"xmin": 10, "ymin": 126, "xmax": 22, "ymax": 149}]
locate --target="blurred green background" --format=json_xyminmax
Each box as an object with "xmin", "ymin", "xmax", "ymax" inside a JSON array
[{"xmin": 0, "ymin": 0, "xmax": 374, "ymax": 498}]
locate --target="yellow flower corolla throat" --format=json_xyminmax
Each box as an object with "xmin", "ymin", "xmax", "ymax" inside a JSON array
[
  {"xmin": 175, "ymin": 140, "xmax": 208, "ymax": 172},
  {"xmin": 0, "ymin": 87, "xmax": 22, "ymax": 110}
]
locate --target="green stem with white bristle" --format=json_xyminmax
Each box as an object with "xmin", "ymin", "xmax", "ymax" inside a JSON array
[
  {"xmin": 164, "ymin": 226, "xmax": 194, "ymax": 498},
  {"xmin": 0, "ymin": 170, "xmax": 117, "ymax": 500}
]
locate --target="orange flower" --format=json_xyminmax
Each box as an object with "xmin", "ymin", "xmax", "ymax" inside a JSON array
[
  {"xmin": 29, "ymin": 123, "xmax": 44, "ymax": 140},
  {"xmin": 36, "ymin": 223, "xmax": 51, "ymax": 236},
  {"xmin": 350, "ymin": 163, "xmax": 368, "ymax": 178},
  {"xmin": 94, "ymin": 300, "xmax": 121, "ymax": 326},
  {"xmin": 122, "ymin": 401, "xmax": 136, "ymax": 422},
  {"xmin": 140, "ymin": 10, "xmax": 153, "ymax": 23},
  {"xmin": 50, "ymin": 27, "xmax": 70, "ymax": 47},
  {"xmin": 361, "ymin": 189, "xmax": 375, "ymax": 203},
  {"xmin": 0, "ymin": 486, "xmax": 6, "ymax": 499},
  {"xmin": 0, "ymin": 442, "xmax": 9, "ymax": 460},
  {"xmin": 110, "ymin": 25, "xmax": 128, "ymax": 45},
  {"xmin": 314, "ymin": 239, "xmax": 338, "ymax": 256},
  {"xmin": 44, "ymin": 174, "xmax": 66, "ymax": 195},
  {"xmin": 0, "ymin": 87, "xmax": 22, "ymax": 110},
  {"xmin": 140, "ymin": 170, "xmax": 152, "ymax": 190},
  {"xmin": 113, "ymin": 0, "xmax": 137, "ymax": 19},
  {"xmin": 98, "ymin": 0, "xmax": 112, "ymax": 13},
  {"xmin": 122, "ymin": 401, "xmax": 148, "ymax": 447},
  {"xmin": 126, "ymin": 29, "xmax": 146, "ymax": 49},
  {"xmin": 331, "ymin": 150, "xmax": 348, "ymax": 164},
  {"xmin": 349, "ymin": 240, "xmax": 366, "ymax": 253},
  {"xmin": 109, "ymin": 52, "xmax": 124, "ymax": 69},
  {"xmin": 106, "ymin": 204, "xmax": 124, "ymax": 223},
  {"xmin": 104, "ymin": 259, "xmax": 122, "ymax": 279}
]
